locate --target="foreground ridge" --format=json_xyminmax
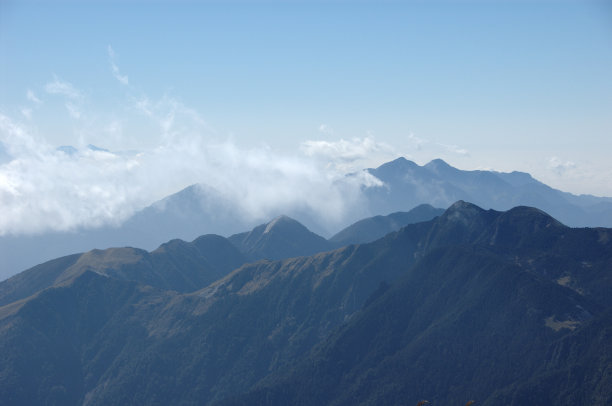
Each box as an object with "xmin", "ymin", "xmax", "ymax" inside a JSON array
[{"xmin": 0, "ymin": 201, "xmax": 611, "ymax": 405}]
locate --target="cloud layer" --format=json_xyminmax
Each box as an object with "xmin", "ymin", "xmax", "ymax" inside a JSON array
[{"xmin": 0, "ymin": 111, "xmax": 378, "ymax": 236}]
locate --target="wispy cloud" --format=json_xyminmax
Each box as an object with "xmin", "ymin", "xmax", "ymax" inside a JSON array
[
  {"xmin": 134, "ymin": 95, "xmax": 212, "ymax": 141},
  {"xmin": 437, "ymin": 142, "xmax": 469, "ymax": 156},
  {"xmin": 108, "ymin": 45, "xmax": 129, "ymax": 85},
  {"xmin": 548, "ymin": 156, "xmax": 576, "ymax": 175},
  {"xmin": 45, "ymin": 76, "xmax": 82, "ymax": 100},
  {"xmin": 405, "ymin": 133, "xmax": 469, "ymax": 157},
  {"xmin": 26, "ymin": 90, "xmax": 42, "ymax": 104},
  {"xmin": 44, "ymin": 76, "xmax": 84, "ymax": 119}
]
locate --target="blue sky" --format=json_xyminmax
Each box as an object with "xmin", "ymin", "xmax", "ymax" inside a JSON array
[{"xmin": 0, "ymin": 0, "xmax": 611, "ymax": 234}]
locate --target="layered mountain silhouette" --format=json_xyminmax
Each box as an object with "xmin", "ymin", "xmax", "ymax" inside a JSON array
[
  {"xmin": 0, "ymin": 209, "xmax": 440, "ymax": 310},
  {"xmin": 363, "ymin": 157, "xmax": 612, "ymax": 228},
  {"xmin": 3, "ymin": 157, "xmax": 611, "ymax": 281},
  {"xmin": 0, "ymin": 194, "xmax": 442, "ymax": 280},
  {"xmin": 329, "ymin": 203, "xmax": 444, "ymax": 246},
  {"xmin": 1, "ymin": 201, "xmax": 610, "ymax": 405}
]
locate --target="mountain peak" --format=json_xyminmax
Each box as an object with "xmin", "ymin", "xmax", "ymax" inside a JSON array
[
  {"xmin": 499, "ymin": 205, "xmax": 565, "ymax": 230},
  {"xmin": 447, "ymin": 200, "xmax": 484, "ymax": 214},
  {"xmin": 424, "ymin": 158, "xmax": 461, "ymax": 175},
  {"xmin": 57, "ymin": 145, "xmax": 78, "ymax": 156},
  {"xmin": 264, "ymin": 215, "xmax": 299, "ymax": 234},
  {"xmin": 228, "ymin": 215, "xmax": 332, "ymax": 261},
  {"xmin": 438, "ymin": 200, "xmax": 488, "ymax": 227},
  {"xmin": 374, "ymin": 157, "xmax": 418, "ymax": 172},
  {"xmin": 87, "ymin": 144, "xmax": 110, "ymax": 153},
  {"xmin": 425, "ymin": 158, "xmax": 451, "ymax": 168}
]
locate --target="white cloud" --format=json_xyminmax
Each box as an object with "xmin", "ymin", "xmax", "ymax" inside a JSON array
[
  {"xmin": 45, "ymin": 76, "xmax": 82, "ymax": 100},
  {"xmin": 301, "ymin": 136, "xmax": 396, "ymax": 168},
  {"xmin": 0, "ymin": 113, "xmax": 379, "ymax": 236},
  {"xmin": 548, "ymin": 156, "xmax": 576, "ymax": 175},
  {"xmin": 26, "ymin": 90, "xmax": 42, "ymax": 104},
  {"xmin": 437, "ymin": 142, "xmax": 469, "ymax": 156},
  {"xmin": 533, "ymin": 156, "xmax": 612, "ymax": 197},
  {"xmin": 405, "ymin": 133, "xmax": 469, "ymax": 158},
  {"xmin": 108, "ymin": 45, "xmax": 129, "ymax": 85}
]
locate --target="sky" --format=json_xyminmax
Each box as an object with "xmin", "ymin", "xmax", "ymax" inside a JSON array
[{"xmin": 1, "ymin": 0, "xmax": 611, "ymax": 236}]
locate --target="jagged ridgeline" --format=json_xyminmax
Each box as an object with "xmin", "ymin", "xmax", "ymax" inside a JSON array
[{"xmin": 0, "ymin": 201, "xmax": 611, "ymax": 405}]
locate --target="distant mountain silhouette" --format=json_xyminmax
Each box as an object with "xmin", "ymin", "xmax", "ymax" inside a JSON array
[
  {"xmin": 3, "ymin": 157, "xmax": 612, "ymax": 281},
  {"xmin": 1, "ymin": 201, "xmax": 610, "ymax": 405},
  {"xmin": 330, "ymin": 204, "xmax": 444, "ymax": 246},
  {"xmin": 362, "ymin": 157, "xmax": 612, "ymax": 228}
]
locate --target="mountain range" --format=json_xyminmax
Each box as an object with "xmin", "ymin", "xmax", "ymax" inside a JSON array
[
  {"xmin": 363, "ymin": 158, "xmax": 612, "ymax": 228},
  {"xmin": 1, "ymin": 201, "xmax": 610, "ymax": 405},
  {"xmin": 0, "ymin": 205, "xmax": 441, "ymax": 309},
  {"xmin": 2, "ymin": 157, "xmax": 612, "ymax": 280}
]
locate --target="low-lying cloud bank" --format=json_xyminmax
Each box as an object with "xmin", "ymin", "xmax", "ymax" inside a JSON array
[{"xmin": 0, "ymin": 113, "xmax": 387, "ymax": 237}]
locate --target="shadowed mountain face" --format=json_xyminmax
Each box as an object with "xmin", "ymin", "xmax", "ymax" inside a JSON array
[
  {"xmin": 219, "ymin": 204, "xmax": 612, "ymax": 406},
  {"xmin": 0, "ymin": 202, "xmax": 611, "ymax": 405},
  {"xmin": 3, "ymin": 157, "xmax": 612, "ymax": 281},
  {"xmin": 223, "ymin": 245, "xmax": 610, "ymax": 406}
]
